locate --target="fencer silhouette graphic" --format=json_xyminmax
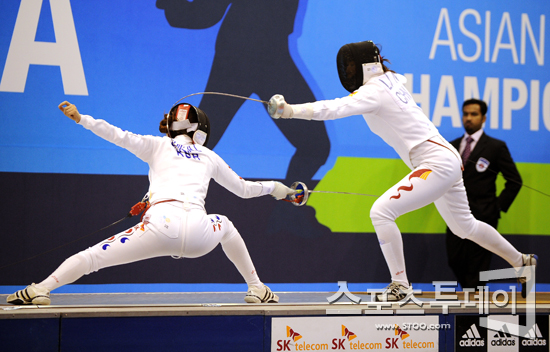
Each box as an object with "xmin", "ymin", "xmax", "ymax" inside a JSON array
[{"xmin": 156, "ymin": 0, "xmax": 330, "ymax": 184}]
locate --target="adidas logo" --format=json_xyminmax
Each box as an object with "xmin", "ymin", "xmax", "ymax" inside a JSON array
[
  {"xmin": 494, "ymin": 330, "xmax": 512, "ymax": 338},
  {"xmin": 459, "ymin": 324, "xmax": 485, "ymax": 347},
  {"xmin": 522, "ymin": 323, "xmax": 547, "ymax": 347},
  {"xmin": 491, "ymin": 325, "xmax": 516, "ymax": 347}
]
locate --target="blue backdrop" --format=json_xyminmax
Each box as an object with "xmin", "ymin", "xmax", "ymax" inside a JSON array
[{"xmin": 1, "ymin": 0, "xmax": 548, "ymax": 177}]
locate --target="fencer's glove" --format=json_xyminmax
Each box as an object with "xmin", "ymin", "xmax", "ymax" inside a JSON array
[
  {"xmin": 268, "ymin": 94, "xmax": 293, "ymax": 119},
  {"xmin": 270, "ymin": 181, "xmax": 296, "ymax": 200}
]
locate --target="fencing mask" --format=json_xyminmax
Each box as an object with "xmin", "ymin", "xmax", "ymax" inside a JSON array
[
  {"xmin": 168, "ymin": 103, "xmax": 210, "ymax": 147},
  {"xmin": 336, "ymin": 40, "xmax": 381, "ymax": 93}
]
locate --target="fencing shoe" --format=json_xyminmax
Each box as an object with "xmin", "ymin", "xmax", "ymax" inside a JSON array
[
  {"xmin": 375, "ymin": 282, "xmax": 412, "ymax": 302},
  {"xmin": 244, "ymin": 284, "xmax": 279, "ymax": 303},
  {"xmin": 519, "ymin": 254, "xmax": 538, "ymax": 298},
  {"xmin": 7, "ymin": 283, "xmax": 51, "ymax": 305}
]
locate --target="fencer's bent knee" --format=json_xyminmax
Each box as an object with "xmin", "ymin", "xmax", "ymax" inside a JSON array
[
  {"xmin": 220, "ymin": 218, "xmax": 238, "ymax": 244},
  {"xmin": 79, "ymin": 248, "xmax": 99, "ymax": 274},
  {"xmin": 370, "ymin": 200, "xmax": 396, "ymax": 225},
  {"xmin": 60, "ymin": 251, "xmax": 95, "ymax": 276}
]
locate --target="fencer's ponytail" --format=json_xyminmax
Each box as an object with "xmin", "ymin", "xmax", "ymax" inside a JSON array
[
  {"xmin": 380, "ymin": 56, "xmax": 395, "ymax": 73},
  {"xmin": 159, "ymin": 114, "xmax": 170, "ymax": 134}
]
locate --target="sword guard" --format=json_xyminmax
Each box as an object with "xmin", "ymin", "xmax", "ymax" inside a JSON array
[{"xmin": 288, "ymin": 181, "xmax": 309, "ymax": 206}]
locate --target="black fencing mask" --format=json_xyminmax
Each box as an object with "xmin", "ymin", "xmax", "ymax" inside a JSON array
[
  {"xmin": 168, "ymin": 103, "xmax": 210, "ymax": 147},
  {"xmin": 336, "ymin": 40, "xmax": 380, "ymax": 93}
]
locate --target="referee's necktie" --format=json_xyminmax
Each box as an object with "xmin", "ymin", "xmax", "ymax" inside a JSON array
[{"xmin": 461, "ymin": 136, "xmax": 473, "ymax": 163}]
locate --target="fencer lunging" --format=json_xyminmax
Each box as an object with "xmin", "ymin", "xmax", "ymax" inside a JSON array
[
  {"xmin": 7, "ymin": 101, "xmax": 295, "ymax": 305},
  {"xmin": 268, "ymin": 40, "xmax": 537, "ymax": 301}
]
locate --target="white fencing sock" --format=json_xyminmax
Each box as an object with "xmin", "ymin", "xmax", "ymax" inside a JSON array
[
  {"xmin": 374, "ymin": 221, "xmax": 409, "ymax": 287},
  {"xmin": 221, "ymin": 233, "xmax": 262, "ymax": 288},
  {"xmin": 37, "ymin": 253, "xmax": 90, "ymax": 291}
]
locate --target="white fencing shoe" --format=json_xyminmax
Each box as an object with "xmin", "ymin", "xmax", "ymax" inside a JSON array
[
  {"xmin": 7, "ymin": 283, "xmax": 51, "ymax": 305},
  {"xmin": 519, "ymin": 254, "xmax": 538, "ymax": 298},
  {"xmin": 375, "ymin": 282, "xmax": 412, "ymax": 302},
  {"xmin": 244, "ymin": 284, "xmax": 279, "ymax": 303}
]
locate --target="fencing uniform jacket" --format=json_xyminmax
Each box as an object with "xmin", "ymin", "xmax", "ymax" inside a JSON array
[
  {"xmin": 292, "ymin": 71, "xmax": 442, "ymax": 168},
  {"xmin": 78, "ymin": 115, "xmax": 274, "ymax": 208}
]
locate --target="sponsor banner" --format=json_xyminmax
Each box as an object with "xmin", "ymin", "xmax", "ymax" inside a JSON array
[
  {"xmin": 456, "ymin": 315, "xmax": 550, "ymax": 352},
  {"xmin": 271, "ymin": 316, "xmax": 438, "ymax": 351}
]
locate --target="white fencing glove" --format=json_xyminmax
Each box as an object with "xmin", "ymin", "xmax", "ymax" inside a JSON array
[
  {"xmin": 268, "ymin": 95, "xmax": 314, "ymax": 120},
  {"xmin": 270, "ymin": 181, "xmax": 295, "ymax": 200},
  {"xmin": 268, "ymin": 94, "xmax": 293, "ymax": 119}
]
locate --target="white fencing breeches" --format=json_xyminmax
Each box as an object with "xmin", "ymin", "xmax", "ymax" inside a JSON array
[
  {"xmin": 370, "ymin": 138, "xmax": 522, "ymax": 286},
  {"xmin": 39, "ymin": 202, "xmax": 262, "ymax": 291}
]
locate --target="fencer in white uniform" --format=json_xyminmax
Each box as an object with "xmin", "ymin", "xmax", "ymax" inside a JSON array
[
  {"xmin": 7, "ymin": 101, "xmax": 295, "ymax": 305},
  {"xmin": 268, "ymin": 40, "xmax": 537, "ymax": 301}
]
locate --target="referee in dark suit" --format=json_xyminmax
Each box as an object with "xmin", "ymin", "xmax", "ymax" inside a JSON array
[{"xmin": 446, "ymin": 98, "xmax": 522, "ymax": 290}]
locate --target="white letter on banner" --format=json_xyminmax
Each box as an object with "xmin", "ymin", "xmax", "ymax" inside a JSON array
[
  {"xmin": 521, "ymin": 14, "xmax": 545, "ymax": 65},
  {"xmin": 429, "ymin": 8, "xmax": 457, "ymax": 60},
  {"xmin": 483, "ymin": 78, "xmax": 500, "ymax": 129},
  {"xmin": 464, "ymin": 77, "xmax": 499, "ymax": 130},
  {"xmin": 530, "ymin": 80, "xmax": 540, "ymax": 131},
  {"xmin": 464, "ymin": 76, "xmax": 480, "ymax": 100},
  {"xmin": 404, "ymin": 73, "xmax": 430, "ymax": 118},
  {"xmin": 543, "ymin": 82, "xmax": 550, "ymax": 132},
  {"xmin": 433, "ymin": 75, "xmax": 460, "ymax": 127},
  {"xmin": 502, "ymin": 79, "xmax": 528, "ymax": 130},
  {"xmin": 485, "ymin": 11, "xmax": 491, "ymax": 62},
  {"xmin": 492, "ymin": 12, "xmax": 519, "ymax": 64},
  {"xmin": 458, "ymin": 9, "xmax": 482, "ymax": 62},
  {"xmin": 0, "ymin": 0, "xmax": 88, "ymax": 95},
  {"xmin": 464, "ymin": 76, "xmax": 486, "ymax": 128},
  {"xmin": 463, "ymin": 77, "xmax": 500, "ymax": 129}
]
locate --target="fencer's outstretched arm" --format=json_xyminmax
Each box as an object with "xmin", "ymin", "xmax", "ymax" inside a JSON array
[
  {"xmin": 58, "ymin": 102, "xmax": 295, "ymax": 202},
  {"xmin": 268, "ymin": 90, "xmax": 379, "ymax": 121},
  {"xmin": 57, "ymin": 101, "xmax": 159, "ymax": 163},
  {"xmin": 213, "ymin": 157, "xmax": 295, "ymax": 200},
  {"xmin": 59, "ymin": 101, "xmax": 81, "ymax": 123}
]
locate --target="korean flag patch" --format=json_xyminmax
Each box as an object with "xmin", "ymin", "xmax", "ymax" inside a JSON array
[{"xmin": 476, "ymin": 157, "xmax": 490, "ymax": 172}]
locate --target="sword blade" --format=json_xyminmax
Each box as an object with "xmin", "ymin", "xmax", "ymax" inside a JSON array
[{"xmin": 308, "ymin": 190, "xmax": 379, "ymax": 198}]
